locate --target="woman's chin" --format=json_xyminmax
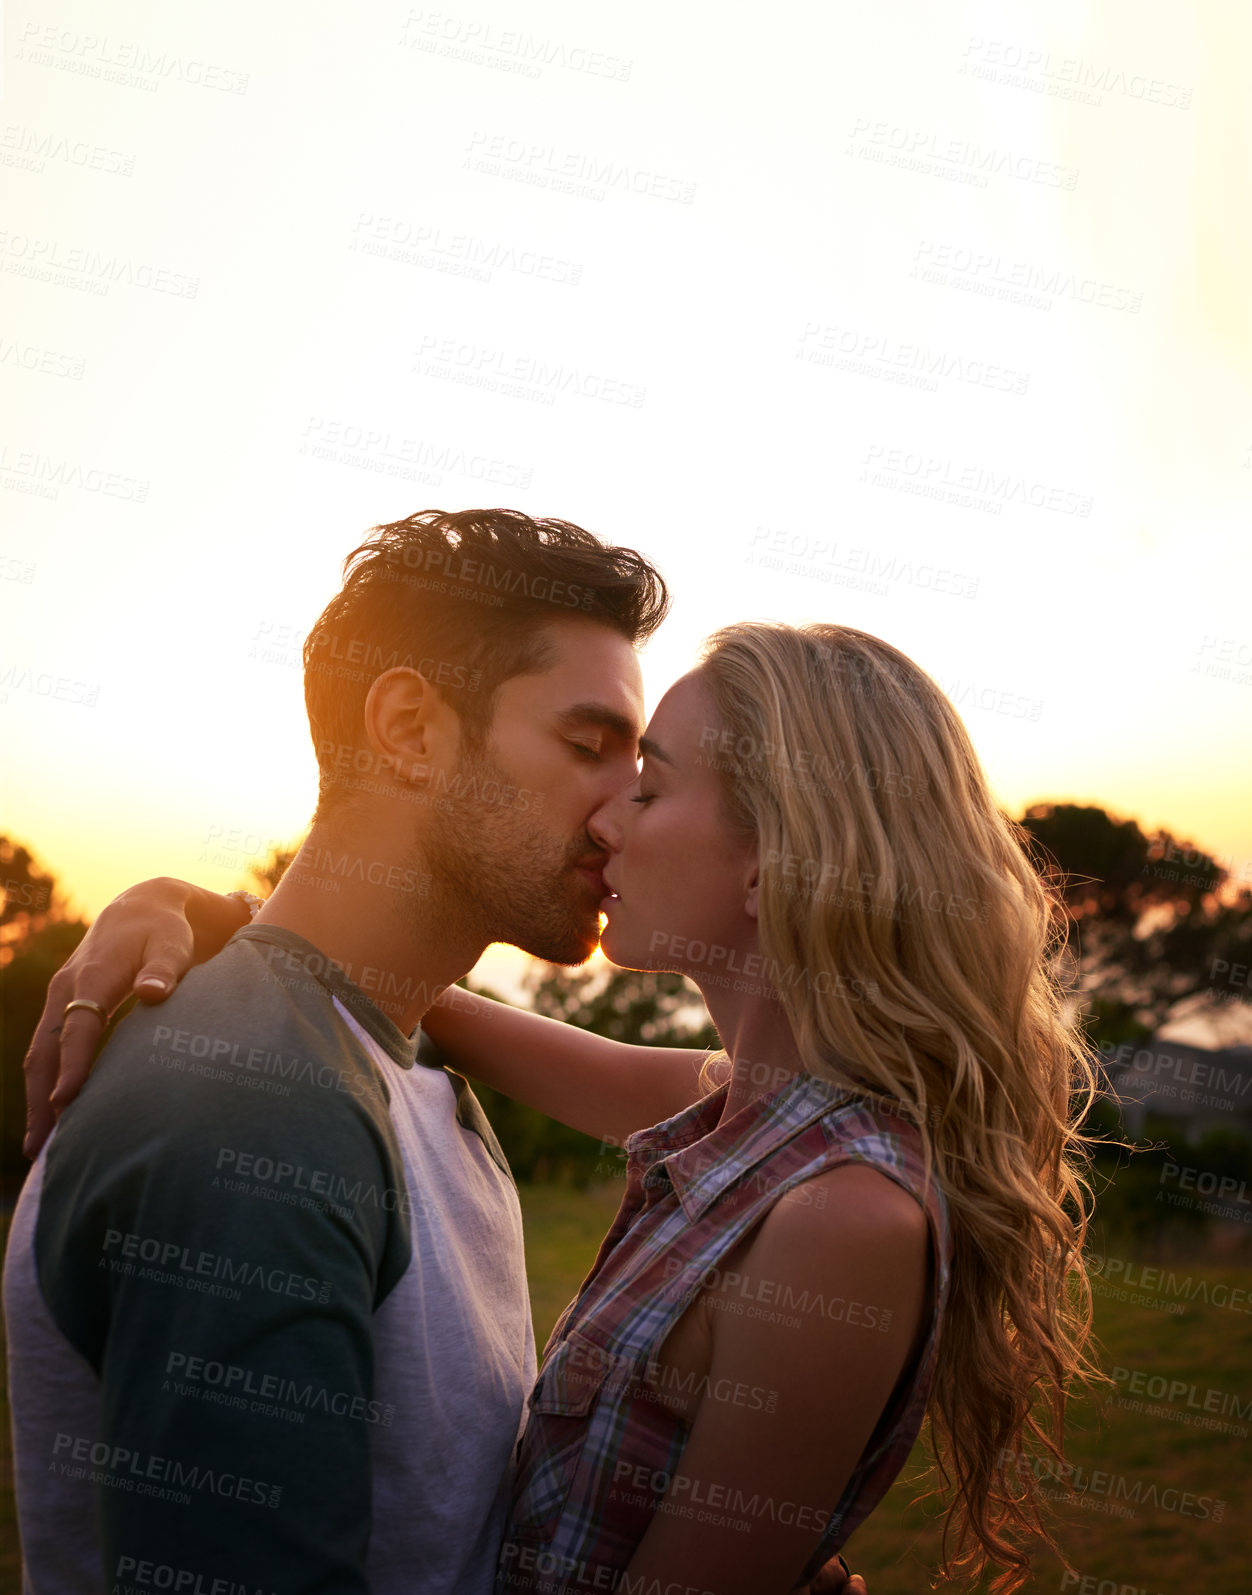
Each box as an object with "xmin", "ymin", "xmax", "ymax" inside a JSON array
[{"xmin": 598, "ymin": 918, "xmax": 654, "ymax": 974}]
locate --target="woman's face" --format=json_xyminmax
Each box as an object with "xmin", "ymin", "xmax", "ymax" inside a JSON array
[{"xmin": 588, "ymin": 671, "xmax": 759, "ymax": 981}]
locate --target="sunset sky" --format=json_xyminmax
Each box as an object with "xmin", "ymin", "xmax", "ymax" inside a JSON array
[{"xmin": 3, "ymin": 0, "xmax": 1249, "ymax": 1000}]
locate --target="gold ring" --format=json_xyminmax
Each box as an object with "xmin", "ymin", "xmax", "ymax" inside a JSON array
[{"xmin": 63, "ymin": 998, "xmax": 109, "ymax": 1023}]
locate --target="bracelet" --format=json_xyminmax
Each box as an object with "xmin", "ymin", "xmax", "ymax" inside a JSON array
[{"xmin": 225, "ymin": 890, "xmax": 266, "ymax": 922}]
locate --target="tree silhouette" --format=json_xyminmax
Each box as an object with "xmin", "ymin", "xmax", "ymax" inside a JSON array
[{"xmin": 1019, "ymin": 803, "xmax": 1251, "ymax": 1047}]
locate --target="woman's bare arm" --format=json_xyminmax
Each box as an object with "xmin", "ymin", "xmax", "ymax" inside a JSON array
[
  {"xmin": 424, "ymin": 985, "xmax": 712, "ymax": 1144},
  {"xmin": 22, "ymin": 877, "xmax": 715, "ymax": 1158}
]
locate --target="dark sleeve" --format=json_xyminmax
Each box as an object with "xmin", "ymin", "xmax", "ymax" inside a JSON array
[{"xmin": 37, "ymin": 986, "xmax": 410, "ymax": 1593}]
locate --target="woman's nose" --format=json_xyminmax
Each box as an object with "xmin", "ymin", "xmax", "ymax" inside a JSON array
[{"xmin": 587, "ymin": 788, "xmax": 629, "ymax": 854}]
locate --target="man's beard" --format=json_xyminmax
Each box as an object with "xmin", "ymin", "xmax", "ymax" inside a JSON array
[{"xmin": 416, "ymin": 743, "xmax": 601, "ymax": 965}]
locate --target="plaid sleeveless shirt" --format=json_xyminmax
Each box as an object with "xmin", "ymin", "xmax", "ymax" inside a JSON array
[{"xmin": 497, "ymin": 1071, "xmax": 953, "ymax": 1592}]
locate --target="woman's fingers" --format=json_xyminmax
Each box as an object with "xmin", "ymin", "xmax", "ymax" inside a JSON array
[
  {"xmin": 47, "ymin": 999, "xmax": 114, "ymax": 1116},
  {"xmin": 802, "ymin": 1553, "xmax": 860, "ymax": 1593},
  {"xmin": 21, "ymin": 896, "xmax": 197, "ymax": 1158},
  {"xmin": 22, "ymin": 961, "xmax": 124, "ymax": 1156}
]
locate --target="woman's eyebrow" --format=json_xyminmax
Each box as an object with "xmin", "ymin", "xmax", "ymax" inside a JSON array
[{"xmin": 638, "ymin": 735, "xmax": 675, "ymax": 766}]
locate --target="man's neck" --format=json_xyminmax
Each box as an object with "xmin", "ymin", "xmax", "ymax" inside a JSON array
[{"xmin": 253, "ymin": 830, "xmax": 485, "ymax": 1035}]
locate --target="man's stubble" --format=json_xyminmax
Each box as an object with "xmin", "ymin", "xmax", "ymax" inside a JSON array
[{"xmin": 415, "ymin": 743, "xmax": 600, "ymax": 966}]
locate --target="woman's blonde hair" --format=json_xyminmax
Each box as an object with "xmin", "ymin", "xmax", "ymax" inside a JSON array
[{"xmin": 696, "ymin": 620, "xmax": 1105, "ymax": 1593}]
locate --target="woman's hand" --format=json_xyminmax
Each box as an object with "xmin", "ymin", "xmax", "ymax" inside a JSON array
[{"xmin": 21, "ymin": 877, "xmax": 249, "ymax": 1158}]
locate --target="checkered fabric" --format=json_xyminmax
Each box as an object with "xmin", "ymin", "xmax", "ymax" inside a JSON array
[{"xmin": 497, "ymin": 1070, "xmax": 953, "ymax": 1591}]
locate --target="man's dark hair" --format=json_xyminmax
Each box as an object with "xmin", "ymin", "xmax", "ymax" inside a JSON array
[{"xmin": 303, "ymin": 507, "xmax": 669, "ymax": 816}]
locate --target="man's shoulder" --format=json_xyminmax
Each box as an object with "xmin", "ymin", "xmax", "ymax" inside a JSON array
[{"xmin": 59, "ymin": 936, "xmax": 394, "ymax": 1154}]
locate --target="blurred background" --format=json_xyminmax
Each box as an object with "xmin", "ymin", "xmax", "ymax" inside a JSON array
[{"xmin": 3, "ymin": 0, "xmax": 1250, "ymax": 1588}]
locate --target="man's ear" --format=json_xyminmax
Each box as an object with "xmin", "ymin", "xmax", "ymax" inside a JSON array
[{"xmin": 363, "ymin": 668, "xmax": 460, "ymax": 786}]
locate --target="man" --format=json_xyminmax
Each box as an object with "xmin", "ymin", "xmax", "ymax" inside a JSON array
[
  {"xmin": 5, "ymin": 508, "xmax": 666, "ymax": 1592},
  {"xmin": 10, "ymin": 508, "xmax": 864, "ymax": 1594}
]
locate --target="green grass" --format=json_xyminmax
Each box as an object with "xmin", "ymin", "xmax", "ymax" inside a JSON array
[{"xmin": 4, "ymin": 1191, "xmax": 1250, "ymax": 1592}]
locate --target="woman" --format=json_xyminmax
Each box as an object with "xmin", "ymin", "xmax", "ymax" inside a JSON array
[{"xmin": 27, "ymin": 621, "xmax": 1101, "ymax": 1591}]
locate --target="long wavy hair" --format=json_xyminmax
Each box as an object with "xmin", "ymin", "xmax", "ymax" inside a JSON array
[{"xmin": 695, "ymin": 620, "xmax": 1105, "ymax": 1593}]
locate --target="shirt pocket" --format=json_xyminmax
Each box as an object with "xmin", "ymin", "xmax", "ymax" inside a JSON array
[{"xmin": 509, "ymin": 1330, "xmax": 616, "ymax": 1544}]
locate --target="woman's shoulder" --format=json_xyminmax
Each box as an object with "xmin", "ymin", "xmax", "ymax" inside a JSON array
[
  {"xmin": 752, "ymin": 1159, "xmax": 930, "ymax": 1272},
  {"xmin": 714, "ymin": 1161, "xmax": 933, "ymax": 1378}
]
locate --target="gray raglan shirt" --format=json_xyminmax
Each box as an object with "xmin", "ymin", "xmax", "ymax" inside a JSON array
[{"xmin": 3, "ymin": 924, "xmax": 536, "ymax": 1594}]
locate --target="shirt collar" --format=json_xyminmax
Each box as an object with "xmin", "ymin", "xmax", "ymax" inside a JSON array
[
  {"xmin": 229, "ymin": 924, "xmax": 422, "ymax": 1069},
  {"xmin": 625, "ymin": 1070, "xmax": 856, "ymax": 1222}
]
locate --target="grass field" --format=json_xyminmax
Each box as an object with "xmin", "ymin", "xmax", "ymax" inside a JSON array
[{"xmin": 3, "ymin": 1189, "xmax": 1250, "ymax": 1592}]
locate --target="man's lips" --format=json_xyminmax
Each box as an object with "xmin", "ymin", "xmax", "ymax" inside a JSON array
[{"xmin": 574, "ymin": 860, "xmax": 609, "ymax": 896}]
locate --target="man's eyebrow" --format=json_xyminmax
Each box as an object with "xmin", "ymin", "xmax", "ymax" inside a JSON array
[
  {"xmin": 638, "ymin": 735, "xmax": 674, "ymax": 766},
  {"xmin": 556, "ymin": 704, "xmax": 641, "ymax": 743}
]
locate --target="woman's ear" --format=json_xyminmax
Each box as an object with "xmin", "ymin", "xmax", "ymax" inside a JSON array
[{"xmin": 744, "ymin": 850, "xmax": 761, "ymax": 921}]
